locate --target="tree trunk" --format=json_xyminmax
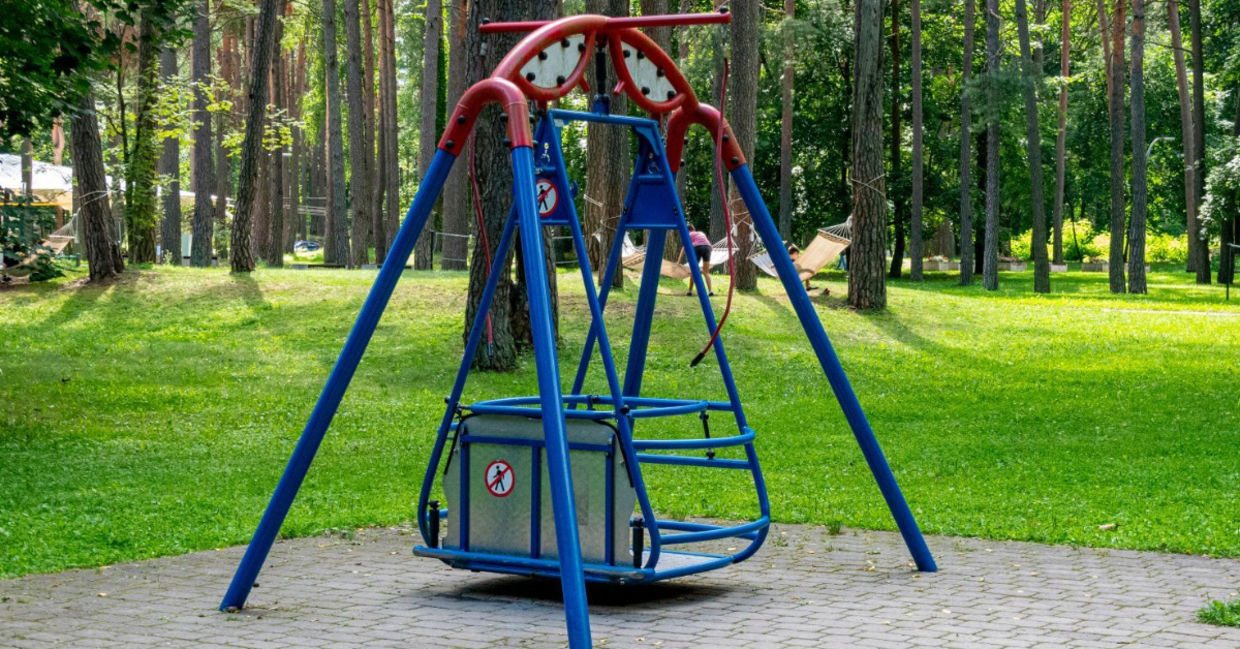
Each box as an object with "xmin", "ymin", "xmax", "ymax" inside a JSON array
[
  {"xmin": 728, "ymin": 0, "xmax": 759, "ymax": 290},
  {"xmin": 71, "ymin": 91, "xmax": 125, "ymax": 281},
  {"xmin": 380, "ymin": 0, "xmax": 400, "ymax": 255},
  {"xmin": 982, "ymin": 0, "xmax": 1000, "ymax": 290},
  {"xmin": 323, "ymin": 0, "xmax": 350, "ymax": 266},
  {"xmin": 1052, "ymin": 0, "xmax": 1070, "ymax": 265},
  {"xmin": 345, "ymin": 0, "xmax": 372, "ymax": 267},
  {"xmin": 1167, "ymin": 0, "xmax": 1196, "ymax": 275},
  {"xmin": 229, "ymin": 0, "xmax": 282, "ymax": 272},
  {"xmin": 190, "ymin": 0, "xmax": 216, "ymax": 267},
  {"xmin": 1105, "ymin": 0, "xmax": 1126, "ymax": 293},
  {"xmin": 959, "ymin": 0, "xmax": 976, "ymax": 285},
  {"xmin": 1217, "ymin": 85, "xmax": 1240, "ymax": 285},
  {"xmin": 850, "ymin": 0, "xmax": 888, "ymax": 309},
  {"xmin": 126, "ymin": 12, "xmax": 162, "ymax": 265},
  {"xmin": 707, "ymin": 28, "xmax": 726, "ymax": 243},
  {"xmin": 362, "ymin": 0, "xmax": 386, "ymax": 263},
  {"xmin": 264, "ymin": 21, "xmax": 286, "ymax": 268},
  {"xmin": 414, "ymin": 0, "xmax": 442, "ymax": 270},
  {"xmin": 583, "ymin": 0, "xmax": 630, "ymax": 289},
  {"xmin": 778, "ymin": 0, "xmax": 795, "ymax": 241},
  {"xmin": 1126, "ymin": 0, "xmax": 1147, "ymax": 293},
  {"xmin": 909, "ymin": 0, "xmax": 924, "ymax": 280},
  {"xmin": 1016, "ymin": 0, "xmax": 1049, "ymax": 292},
  {"xmin": 1189, "ymin": 0, "xmax": 1209, "ymax": 283},
  {"xmin": 440, "ymin": 0, "xmax": 472, "ymax": 271},
  {"xmin": 888, "ymin": 0, "xmax": 904, "ymax": 279},
  {"xmin": 158, "ymin": 47, "xmax": 182, "ymax": 264}
]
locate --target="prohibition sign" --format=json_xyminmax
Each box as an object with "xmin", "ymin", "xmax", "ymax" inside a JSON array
[
  {"xmin": 535, "ymin": 178, "xmax": 559, "ymax": 217},
  {"xmin": 484, "ymin": 460, "xmax": 514, "ymax": 497}
]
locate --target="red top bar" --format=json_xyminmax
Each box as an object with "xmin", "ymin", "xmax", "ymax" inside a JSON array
[{"xmin": 479, "ymin": 11, "xmax": 730, "ymax": 34}]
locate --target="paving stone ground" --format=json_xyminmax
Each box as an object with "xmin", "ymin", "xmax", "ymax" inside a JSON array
[{"xmin": 3, "ymin": 524, "xmax": 1239, "ymax": 649}]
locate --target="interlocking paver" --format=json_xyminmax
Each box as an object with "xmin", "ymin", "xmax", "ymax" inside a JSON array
[{"xmin": 2, "ymin": 524, "xmax": 1238, "ymax": 648}]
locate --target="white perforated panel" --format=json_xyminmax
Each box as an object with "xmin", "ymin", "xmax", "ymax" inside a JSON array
[
  {"xmin": 519, "ymin": 34, "xmax": 588, "ymax": 89},
  {"xmin": 620, "ymin": 44, "xmax": 677, "ymax": 103}
]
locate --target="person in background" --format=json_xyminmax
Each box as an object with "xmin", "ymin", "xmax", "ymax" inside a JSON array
[{"xmin": 679, "ymin": 222, "xmax": 715, "ymax": 297}]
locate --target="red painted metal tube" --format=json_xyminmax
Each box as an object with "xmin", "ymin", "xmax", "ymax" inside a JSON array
[
  {"xmin": 438, "ymin": 78, "xmax": 534, "ymax": 153},
  {"xmin": 479, "ymin": 12, "xmax": 730, "ymax": 34},
  {"xmin": 665, "ymin": 102, "xmax": 746, "ymax": 173}
]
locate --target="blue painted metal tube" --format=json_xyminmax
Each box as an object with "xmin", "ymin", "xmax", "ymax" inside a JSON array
[
  {"xmin": 511, "ymin": 145, "xmax": 592, "ymax": 648},
  {"xmin": 220, "ymin": 150, "xmax": 458, "ymax": 611},
  {"xmin": 626, "ymin": 400, "xmax": 708, "ymax": 418},
  {"xmin": 633, "ymin": 453, "xmax": 751, "ymax": 469},
  {"xmin": 622, "ymin": 228, "xmax": 667, "ymax": 397},
  {"xmin": 568, "ymin": 203, "xmax": 630, "ymax": 399},
  {"xmin": 631, "ymin": 429, "xmax": 754, "ymax": 450},
  {"xmin": 474, "ymin": 394, "xmax": 733, "ymax": 411},
  {"xmin": 416, "ymin": 208, "xmax": 519, "ymax": 545},
  {"xmin": 730, "ymin": 165, "xmax": 937, "ymax": 573},
  {"xmin": 658, "ymin": 517, "xmax": 769, "ymax": 545},
  {"xmin": 465, "ymin": 404, "xmax": 613, "ymax": 420}
]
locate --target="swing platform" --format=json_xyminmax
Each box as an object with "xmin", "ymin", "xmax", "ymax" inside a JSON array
[{"xmin": 220, "ymin": 11, "xmax": 935, "ymax": 649}]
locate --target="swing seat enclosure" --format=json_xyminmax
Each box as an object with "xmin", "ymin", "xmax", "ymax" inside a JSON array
[{"xmin": 221, "ymin": 11, "xmax": 935, "ymax": 649}]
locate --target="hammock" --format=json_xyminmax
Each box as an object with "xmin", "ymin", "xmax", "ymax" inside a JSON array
[
  {"xmin": 3, "ymin": 215, "xmax": 77, "ymax": 270},
  {"xmin": 750, "ymin": 218, "xmax": 851, "ymax": 281},
  {"xmin": 621, "ymin": 232, "xmax": 738, "ymax": 280}
]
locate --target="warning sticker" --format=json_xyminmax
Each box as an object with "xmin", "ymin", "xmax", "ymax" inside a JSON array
[
  {"xmin": 484, "ymin": 460, "xmax": 514, "ymax": 498},
  {"xmin": 535, "ymin": 178, "xmax": 559, "ymax": 217}
]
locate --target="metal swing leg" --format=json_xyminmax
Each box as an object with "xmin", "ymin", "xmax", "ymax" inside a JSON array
[
  {"xmin": 511, "ymin": 145, "xmax": 593, "ymax": 648},
  {"xmin": 729, "ymin": 164, "xmax": 938, "ymax": 573},
  {"xmin": 220, "ymin": 150, "xmax": 459, "ymax": 611}
]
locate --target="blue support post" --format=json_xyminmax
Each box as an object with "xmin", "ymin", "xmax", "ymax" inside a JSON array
[
  {"xmin": 622, "ymin": 228, "xmax": 667, "ymax": 397},
  {"xmin": 511, "ymin": 145, "xmax": 593, "ymax": 648},
  {"xmin": 220, "ymin": 150, "xmax": 458, "ymax": 611},
  {"xmin": 730, "ymin": 165, "xmax": 938, "ymax": 573}
]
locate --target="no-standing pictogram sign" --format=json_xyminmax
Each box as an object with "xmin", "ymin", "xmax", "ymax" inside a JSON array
[
  {"xmin": 484, "ymin": 460, "xmax": 514, "ymax": 497},
  {"xmin": 535, "ymin": 178, "xmax": 559, "ymax": 217}
]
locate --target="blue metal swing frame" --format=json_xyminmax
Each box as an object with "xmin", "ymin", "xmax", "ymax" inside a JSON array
[{"xmin": 220, "ymin": 13, "xmax": 936, "ymax": 649}]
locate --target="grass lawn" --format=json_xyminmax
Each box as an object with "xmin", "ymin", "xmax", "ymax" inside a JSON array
[{"xmin": 1, "ymin": 264, "xmax": 1238, "ymax": 578}]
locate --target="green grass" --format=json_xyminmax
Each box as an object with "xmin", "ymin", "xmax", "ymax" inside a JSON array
[
  {"xmin": 1199, "ymin": 597, "xmax": 1240, "ymax": 627},
  {"xmin": 1, "ymin": 264, "xmax": 1238, "ymax": 578}
]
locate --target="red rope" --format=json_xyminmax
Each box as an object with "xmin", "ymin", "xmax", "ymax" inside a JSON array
[
  {"xmin": 468, "ymin": 133, "xmax": 494, "ymax": 353},
  {"xmin": 691, "ymin": 57, "xmax": 734, "ymax": 368}
]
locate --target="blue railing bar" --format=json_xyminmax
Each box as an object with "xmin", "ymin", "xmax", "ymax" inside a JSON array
[
  {"xmin": 632, "ymin": 429, "xmax": 754, "ymax": 450},
  {"xmin": 657, "ymin": 517, "xmax": 769, "ymax": 545},
  {"xmin": 413, "ymin": 546, "xmax": 648, "ymax": 580},
  {"xmin": 476, "ymin": 394, "xmax": 735, "ymax": 413},
  {"xmin": 627, "ymin": 400, "xmax": 709, "ymax": 418},
  {"xmin": 460, "ymin": 434, "xmax": 613, "ymax": 455},
  {"xmin": 466, "ymin": 404, "xmax": 613, "ymax": 420},
  {"xmin": 547, "ymin": 108, "xmax": 661, "ymax": 130},
  {"xmin": 633, "ymin": 453, "xmax": 751, "ymax": 469}
]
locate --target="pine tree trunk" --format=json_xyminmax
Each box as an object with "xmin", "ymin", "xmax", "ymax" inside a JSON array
[
  {"xmin": 1189, "ymin": 0, "xmax": 1209, "ymax": 283},
  {"xmin": 909, "ymin": 0, "xmax": 924, "ymax": 280},
  {"xmin": 1217, "ymin": 85, "xmax": 1239, "ymax": 285},
  {"xmin": 380, "ymin": 0, "xmax": 400, "ymax": 254},
  {"xmin": 230, "ymin": 0, "xmax": 282, "ymax": 272},
  {"xmin": 190, "ymin": 0, "xmax": 216, "ymax": 267},
  {"xmin": 888, "ymin": 0, "xmax": 904, "ymax": 279},
  {"xmin": 1016, "ymin": 0, "xmax": 1049, "ymax": 292},
  {"xmin": 71, "ymin": 91, "xmax": 125, "ymax": 281},
  {"xmin": 1105, "ymin": 0, "xmax": 1126, "ymax": 293},
  {"xmin": 345, "ymin": 0, "xmax": 372, "ymax": 267},
  {"xmin": 414, "ymin": 0, "xmax": 442, "ymax": 270},
  {"xmin": 850, "ymin": 0, "xmax": 888, "ymax": 309},
  {"xmin": 440, "ymin": 0, "xmax": 472, "ymax": 271},
  {"xmin": 362, "ymin": 0, "xmax": 386, "ymax": 263},
  {"xmin": 583, "ymin": 0, "xmax": 630, "ymax": 289},
  {"xmin": 778, "ymin": 0, "xmax": 795, "ymax": 241},
  {"xmin": 1052, "ymin": 0, "xmax": 1070, "ymax": 265},
  {"xmin": 1167, "ymin": 0, "xmax": 1196, "ymax": 275},
  {"xmin": 265, "ymin": 21, "xmax": 286, "ymax": 268},
  {"xmin": 323, "ymin": 0, "xmax": 351, "ymax": 266},
  {"xmin": 707, "ymin": 29, "xmax": 725, "ymax": 243},
  {"xmin": 982, "ymin": 0, "xmax": 1000, "ymax": 290},
  {"xmin": 159, "ymin": 47, "xmax": 183, "ymax": 264},
  {"xmin": 126, "ymin": 12, "xmax": 162, "ymax": 265},
  {"xmin": 959, "ymin": 0, "xmax": 976, "ymax": 285},
  {"xmin": 728, "ymin": 0, "xmax": 759, "ymax": 290},
  {"xmin": 1126, "ymin": 0, "xmax": 1147, "ymax": 293}
]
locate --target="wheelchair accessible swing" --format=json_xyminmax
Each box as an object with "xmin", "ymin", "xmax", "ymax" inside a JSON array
[{"xmin": 221, "ymin": 10, "xmax": 936, "ymax": 649}]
